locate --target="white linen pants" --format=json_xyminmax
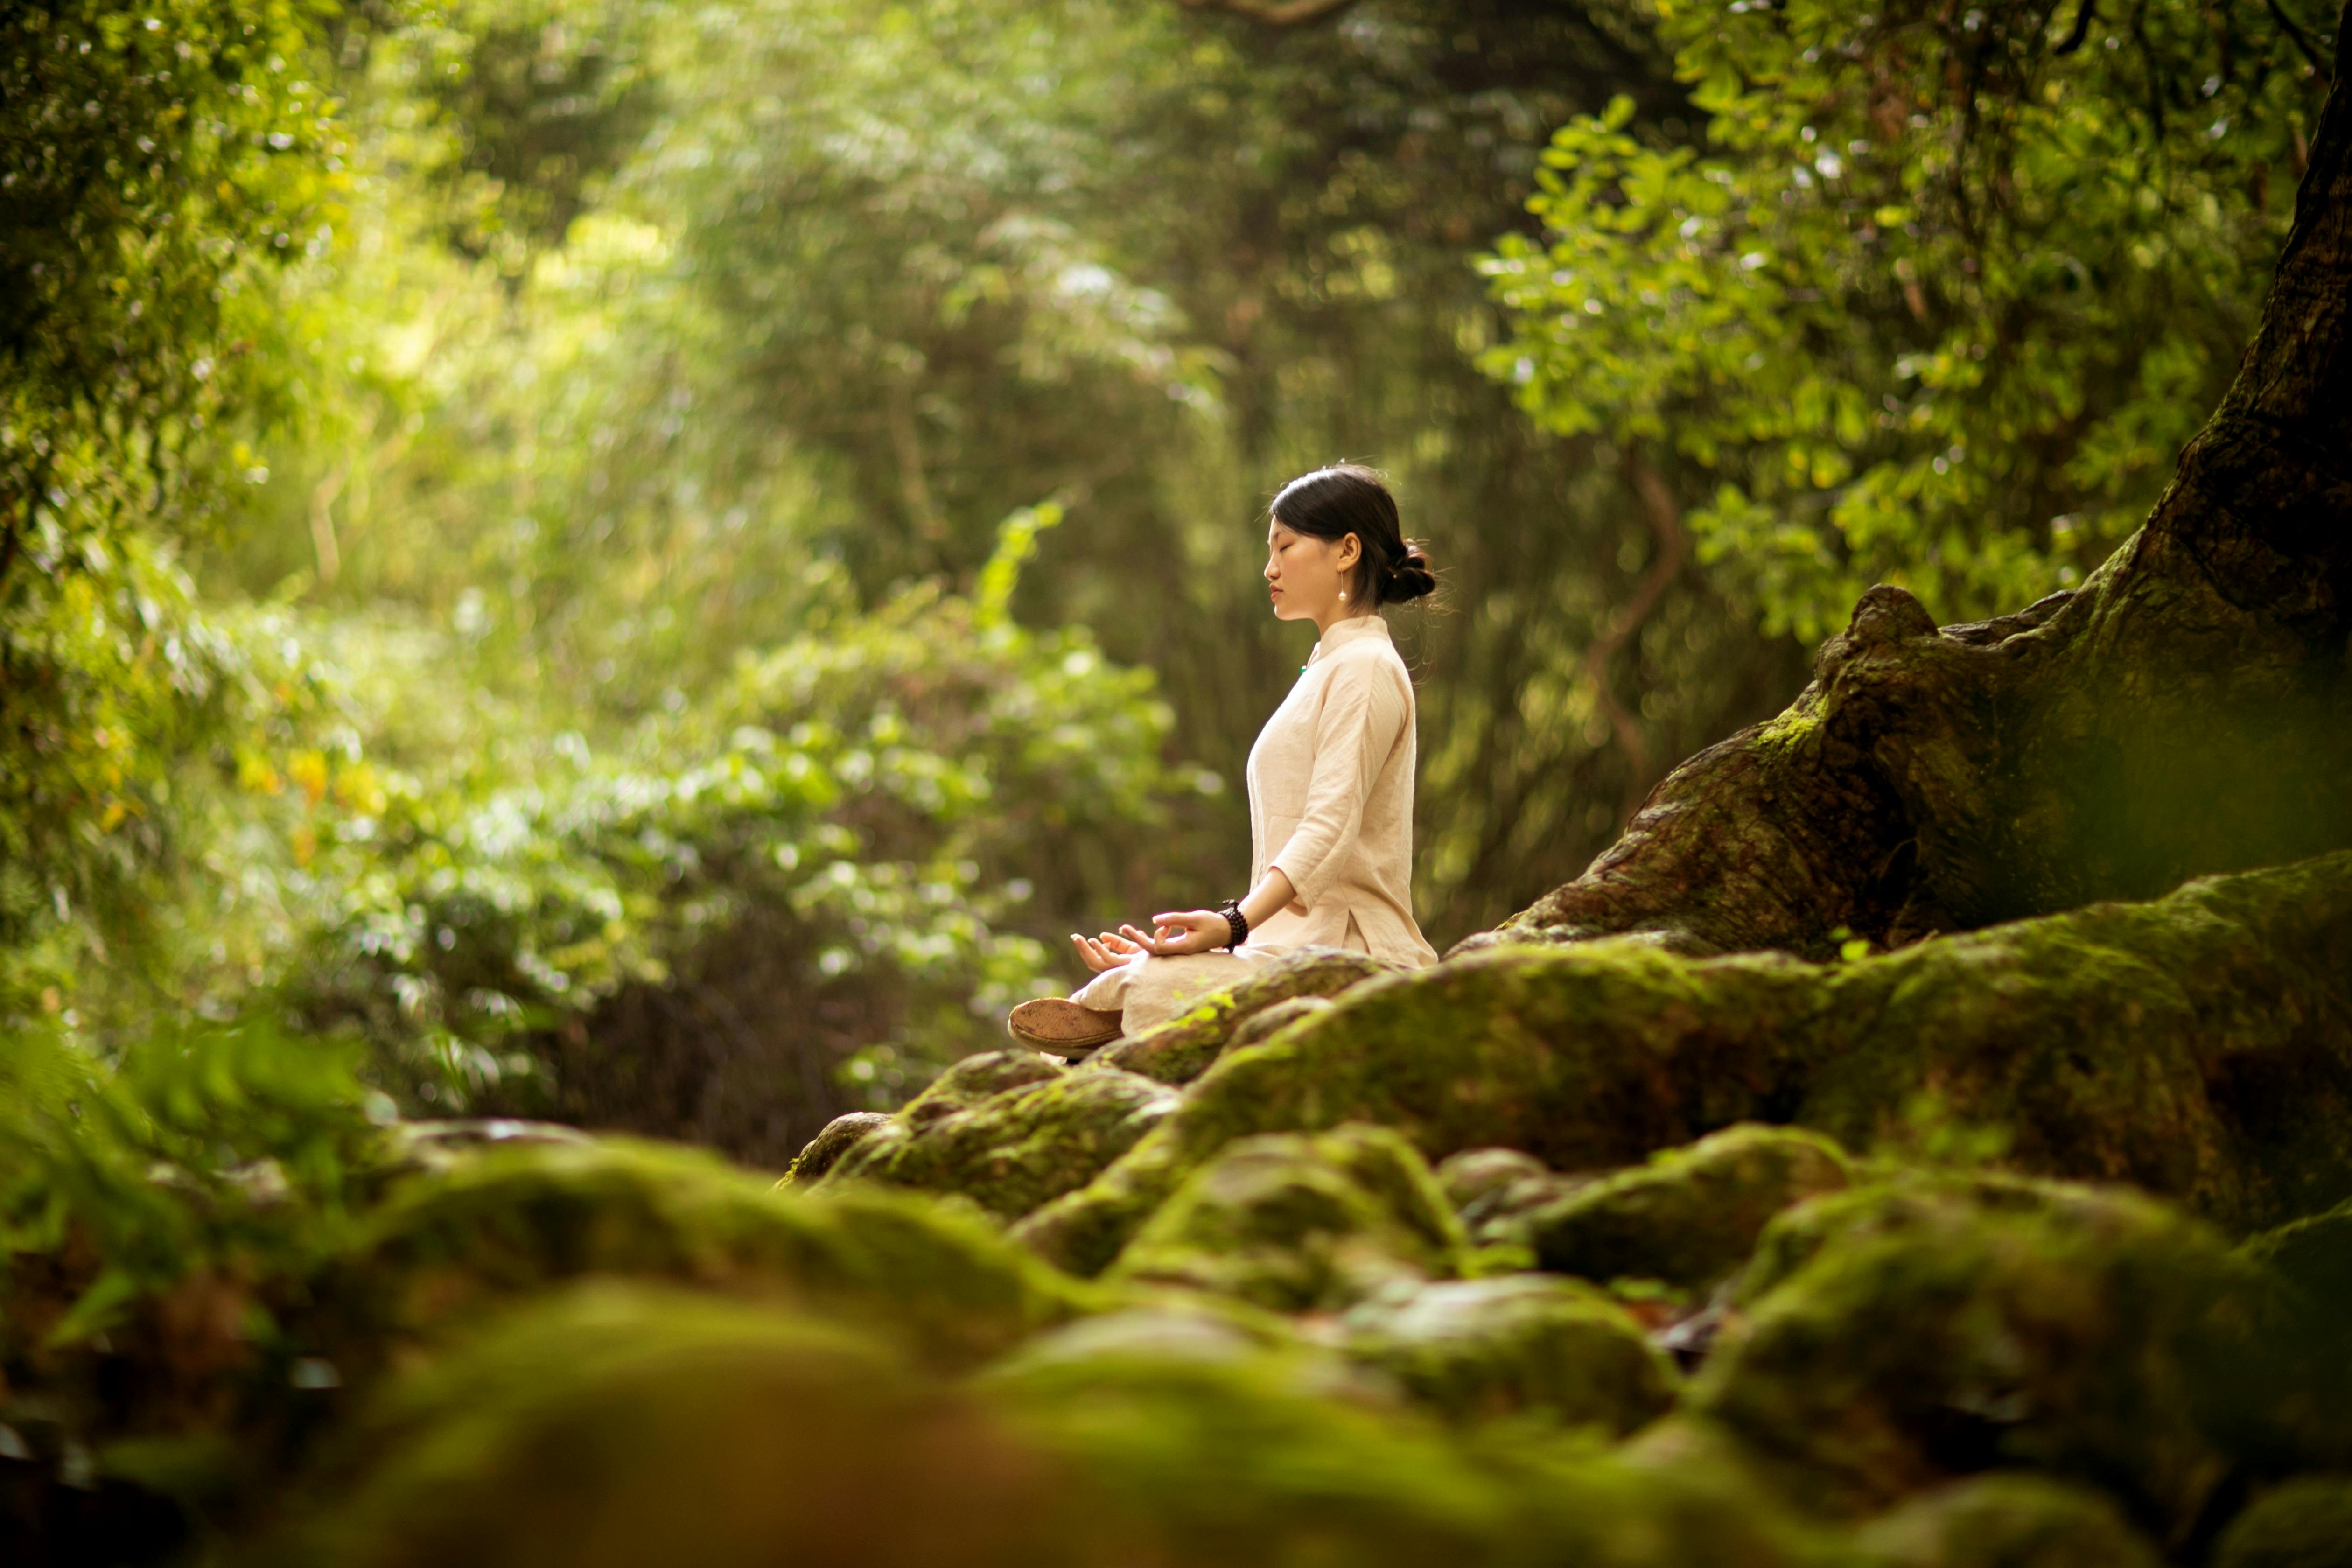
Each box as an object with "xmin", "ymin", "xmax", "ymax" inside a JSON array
[{"xmin": 1064, "ymin": 915, "xmax": 1368, "ymax": 1036}]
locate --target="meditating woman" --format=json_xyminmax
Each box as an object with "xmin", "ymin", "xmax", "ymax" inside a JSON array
[{"xmin": 1008, "ymin": 463, "xmax": 1441, "ymax": 1055}]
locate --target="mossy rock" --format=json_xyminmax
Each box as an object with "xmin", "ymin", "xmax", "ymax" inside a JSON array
[
  {"xmin": 824, "ymin": 1065, "xmax": 1180, "ymax": 1219},
  {"xmin": 905, "ymin": 1047, "xmax": 1069, "ymax": 1123},
  {"xmin": 1435, "ymin": 1147, "xmax": 1551, "ymax": 1208},
  {"xmin": 1691, "ymin": 1175, "xmax": 2297, "ymax": 1543},
  {"xmin": 1523, "ymin": 1124, "xmax": 1854, "ymax": 1290},
  {"xmin": 2212, "ymin": 1476, "xmax": 2352, "ymax": 1568},
  {"xmin": 1227, "ymin": 994, "xmax": 1335, "ymax": 1051},
  {"xmin": 1110, "ymin": 1125, "xmax": 1467, "ymax": 1313},
  {"xmin": 1087, "ymin": 948, "xmax": 1400, "ymax": 1085},
  {"xmin": 327, "ymin": 1137, "xmax": 1093, "ymax": 1370},
  {"xmin": 265, "ymin": 1281, "xmax": 1076, "ymax": 1568},
  {"xmin": 1850, "ymin": 1474, "xmax": 2163, "ymax": 1568},
  {"xmin": 2242, "ymin": 1198, "xmax": 2352, "ymax": 1310},
  {"xmin": 984, "ymin": 1300, "xmax": 1388, "ymax": 1410},
  {"xmin": 1434, "ymin": 1148, "xmax": 1594, "ymax": 1246},
  {"xmin": 1340, "ymin": 1274, "xmax": 1677, "ymax": 1433},
  {"xmin": 286, "ymin": 1280, "xmax": 1820, "ymax": 1568},
  {"xmin": 1019, "ymin": 854, "xmax": 2352, "ymax": 1277},
  {"xmin": 980, "ymin": 1314, "xmax": 1824, "ymax": 1568},
  {"xmin": 2240, "ymin": 1202, "xmax": 2352, "ymax": 1466},
  {"xmin": 780, "ymin": 1111, "xmax": 893, "ymax": 1184}
]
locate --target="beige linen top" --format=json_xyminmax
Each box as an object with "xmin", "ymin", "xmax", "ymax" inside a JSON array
[{"xmin": 1245, "ymin": 615, "xmax": 1439, "ymax": 968}]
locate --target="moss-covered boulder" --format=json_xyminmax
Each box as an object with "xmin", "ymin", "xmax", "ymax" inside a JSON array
[
  {"xmin": 287, "ymin": 1280, "xmax": 1820, "ymax": 1568},
  {"xmin": 327, "ymin": 1137, "xmax": 1093, "ymax": 1370},
  {"xmin": 1087, "ymin": 948, "xmax": 1400, "ymax": 1085},
  {"xmin": 1018, "ymin": 853, "xmax": 2352, "ymax": 1278},
  {"xmin": 1691, "ymin": 1176, "xmax": 2296, "ymax": 1544},
  {"xmin": 2243, "ymin": 1198, "xmax": 2352, "ymax": 1312},
  {"xmin": 2212, "ymin": 1476, "xmax": 2352, "ymax": 1568},
  {"xmin": 1435, "ymin": 1148, "xmax": 1593, "ymax": 1245},
  {"xmin": 1523, "ymin": 1125, "xmax": 1854, "ymax": 1290},
  {"xmin": 2240, "ymin": 1202, "xmax": 2352, "ymax": 1466},
  {"xmin": 1226, "ymin": 994, "xmax": 1335, "ymax": 1051},
  {"xmin": 781, "ymin": 1110, "xmax": 893, "ymax": 1183},
  {"xmin": 269, "ymin": 1282, "xmax": 1075, "ymax": 1568},
  {"xmin": 1339, "ymin": 1274, "xmax": 1677, "ymax": 1432},
  {"xmin": 905, "ymin": 1048, "xmax": 1069, "ymax": 1122},
  {"xmin": 823, "ymin": 1065, "xmax": 1180, "ymax": 1219},
  {"xmin": 1849, "ymin": 1475, "xmax": 2163, "ymax": 1568},
  {"xmin": 979, "ymin": 1312, "xmax": 1824, "ymax": 1568},
  {"xmin": 1110, "ymin": 1125, "xmax": 1467, "ymax": 1313}
]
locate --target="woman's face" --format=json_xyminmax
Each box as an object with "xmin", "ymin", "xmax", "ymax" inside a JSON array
[{"xmin": 1264, "ymin": 519, "xmax": 1361, "ymax": 625}]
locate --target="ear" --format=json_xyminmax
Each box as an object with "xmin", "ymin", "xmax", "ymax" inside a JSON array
[{"xmin": 1337, "ymin": 532, "xmax": 1363, "ymax": 570}]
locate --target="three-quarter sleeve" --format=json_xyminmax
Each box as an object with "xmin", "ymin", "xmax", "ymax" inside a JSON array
[{"xmin": 1268, "ymin": 656, "xmax": 1409, "ymax": 910}]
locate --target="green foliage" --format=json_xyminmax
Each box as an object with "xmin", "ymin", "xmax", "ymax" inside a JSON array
[
  {"xmin": 1482, "ymin": 0, "xmax": 2334, "ymax": 637},
  {"xmin": 214, "ymin": 522, "xmax": 1178, "ymax": 1110},
  {"xmin": 0, "ymin": 0, "xmax": 344, "ymax": 1008},
  {"xmin": 0, "ymin": 1015, "xmax": 381, "ymax": 1344}
]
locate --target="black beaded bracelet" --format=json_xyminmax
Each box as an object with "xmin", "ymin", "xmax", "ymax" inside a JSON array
[{"xmin": 1216, "ymin": 899, "xmax": 1249, "ymax": 952}]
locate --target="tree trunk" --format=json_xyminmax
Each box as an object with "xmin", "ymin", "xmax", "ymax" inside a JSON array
[{"xmin": 1464, "ymin": 44, "xmax": 2352, "ymax": 962}]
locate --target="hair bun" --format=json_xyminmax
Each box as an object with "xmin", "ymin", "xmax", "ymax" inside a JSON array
[{"xmin": 1379, "ymin": 540, "xmax": 1438, "ymax": 604}]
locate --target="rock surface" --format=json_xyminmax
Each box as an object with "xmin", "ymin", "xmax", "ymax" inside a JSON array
[
  {"xmin": 2212, "ymin": 1476, "xmax": 2352, "ymax": 1568},
  {"xmin": 1017, "ymin": 852, "xmax": 2352, "ymax": 1278},
  {"xmin": 821, "ymin": 1064, "xmax": 1179, "ymax": 1219},
  {"xmin": 1340, "ymin": 1274, "xmax": 1677, "ymax": 1432},
  {"xmin": 1110, "ymin": 1125, "xmax": 1466, "ymax": 1312},
  {"xmin": 1694, "ymin": 1175, "xmax": 2298, "ymax": 1545},
  {"xmin": 328, "ymin": 1137, "xmax": 1094, "ymax": 1371},
  {"xmin": 1850, "ymin": 1475, "xmax": 2163, "ymax": 1568},
  {"xmin": 1522, "ymin": 1123, "xmax": 1853, "ymax": 1289}
]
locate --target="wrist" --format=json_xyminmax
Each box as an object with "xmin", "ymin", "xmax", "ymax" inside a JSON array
[{"xmin": 1215, "ymin": 898, "xmax": 1249, "ymax": 951}]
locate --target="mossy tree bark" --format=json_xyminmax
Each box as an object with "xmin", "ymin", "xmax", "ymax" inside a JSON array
[{"xmin": 1470, "ymin": 39, "xmax": 2352, "ymax": 960}]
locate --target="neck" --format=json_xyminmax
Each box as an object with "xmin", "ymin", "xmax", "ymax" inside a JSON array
[{"xmin": 1314, "ymin": 603, "xmax": 1374, "ymax": 637}]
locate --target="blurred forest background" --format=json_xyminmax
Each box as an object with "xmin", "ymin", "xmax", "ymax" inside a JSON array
[{"xmin": 2, "ymin": 0, "xmax": 2333, "ymax": 1166}]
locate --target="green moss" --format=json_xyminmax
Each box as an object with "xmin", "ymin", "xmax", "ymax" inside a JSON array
[
  {"xmin": 2212, "ymin": 1476, "xmax": 2352, "ymax": 1568},
  {"xmin": 901, "ymin": 1048, "xmax": 1067, "ymax": 1124},
  {"xmin": 1435, "ymin": 1148, "xmax": 1593, "ymax": 1246},
  {"xmin": 1692, "ymin": 1175, "xmax": 2296, "ymax": 1540},
  {"xmin": 823, "ymin": 1066, "xmax": 1181, "ymax": 1219},
  {"xmin": 1012, "ymin": 853, "xmax": 2352, "ymax": 1278},
  {"xmin": 2241, "ymin": 1198, "xmax": 2352, "ymax": 1309},
  {"xmin": 268, "ymin": 1282, "xmax": 1076, "ymax": 1568},
  {"xmin": 2239, "ymin": 1201, "xmax": 2352, "ymax": 1466},
  {"xmin": 1110, "ymin": 1125, "xmax": 1468, "ymax": 1313},
  {"xmin": 1849, "ymin": 1474, "xmax": 2163, "ymax": 1568},
  {"xmin": 1341, "ymin": 1274, "xmax": 1678, "ymax": 1433},
  {"xmin": 981, "ymin": 1316, "xmax": 1822, "ymax": 1568},
  {"xmin": 778, "ymin": 1110, "xmax": 892, "ymax": 1185},
  {"xmin": 1088, "ymin": 948, "xmax": 1400, "ymax": 1085},
  {"xmin": 330, "ymin": 1137, "xmax": 1095, "ymax": 1369},
  {"xmin": 1524, "ymin": 1125, "xmax": 1854, "ymax": 1290},
  {"xmin": 287, "ymin": 1279, "xmax": 1819, "ymax": 1568}
]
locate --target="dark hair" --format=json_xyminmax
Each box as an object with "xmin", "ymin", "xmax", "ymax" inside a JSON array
[{"xmin": 1267, "ymin": 464, "xmax": 1437, "ymax": 607}]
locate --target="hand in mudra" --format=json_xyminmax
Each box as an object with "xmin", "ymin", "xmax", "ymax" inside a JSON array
[
  {"xmin": 1069, "ymin": 910, "xmax": 1232, "ymax": 973},
  {"xmin": 1070, "ymin": 928, "xmax": 1146, "ymax": 974}
]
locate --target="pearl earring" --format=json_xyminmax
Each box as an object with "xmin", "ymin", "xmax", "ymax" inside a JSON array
[{"xmin": 1339, "ymin": 589, "xmax": 1348, "ymax": 601}]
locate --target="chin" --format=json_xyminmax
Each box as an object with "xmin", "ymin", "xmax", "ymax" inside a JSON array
[{"xmin": 1269, "ymin": 598, "xmax": 1307, "ymax": 621}]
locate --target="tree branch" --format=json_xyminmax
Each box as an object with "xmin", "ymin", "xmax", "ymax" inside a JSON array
[
  {"xmin": 2264, "ymin": 0, "xmax": 2335, "ymax": 83},
  {"xmin": 2053, "ymin": 0, "xmax": 2098, "ymax": 55}
]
